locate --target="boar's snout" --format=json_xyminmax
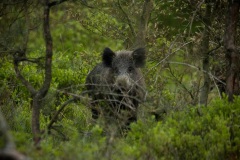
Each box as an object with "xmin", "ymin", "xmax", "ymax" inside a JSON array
[{"xmin": 115, "ymin": 74, "xmax": 132, "ymax": 91}]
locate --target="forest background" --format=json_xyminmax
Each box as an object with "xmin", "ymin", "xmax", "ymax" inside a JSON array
[{"xmin": 1, "ymin": 0, "xmax": 240, "ymax": 159}]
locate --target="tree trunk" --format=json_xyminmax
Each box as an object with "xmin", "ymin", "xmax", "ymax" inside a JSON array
[
  {"xmin": 118, "ymin": 0, "xmax": 153, "ymax": 49},
  {"xmin": 199, "ymin": 2, "xmax": 212, "ymax": 106},
  {"xmin": 31, "ymin": 95, "xmax": 42, "ymax": 147},
  {"xmin": 32, "ymin": 0, "xmax": 53, "ymax": 146},
  {"xmin": 224, "ymin": 0, "xmax": 240, "ymax": 102},
  {"xmin": 131, "ymin": 0, "xmax": 153, "ymax": 49}
]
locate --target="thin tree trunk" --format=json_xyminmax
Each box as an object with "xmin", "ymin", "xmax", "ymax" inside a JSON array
[
  {"xmin": 131, "ymin": 0, "xmax": 153, "ymax": 49},
  {"xmin": 12, "ymin": 0, "xmax": 65, "ymax": 148},
  {"xmin": 118, "ymin": 0, "xmax": 153, "ymax": 49},
  {"xmin": 199, "ymin": 3, "xmax": 212, "ymax": 106},
  {"xmin": 224, "ymin": 0, "xmax": 240, "ymax": 102},
  {"xmin": 32, "ymin": 0, "xmax": 53, "ymax": 146},
  {"xmin": 31, "ymin": 95, "xmax": 42, "ymax": 147}
]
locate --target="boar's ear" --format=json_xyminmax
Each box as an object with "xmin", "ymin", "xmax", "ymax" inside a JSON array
[
  {"xmin": 132, "ymin": 48, "xmax": 146, "ymax": 67},
  {"xmin": 102, "ymin": 47, "xmax": 115, "ymax": 67}
]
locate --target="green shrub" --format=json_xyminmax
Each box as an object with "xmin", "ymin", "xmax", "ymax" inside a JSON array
[{"xmin": 112, "ymin": 97, "xmax": 240, "ymax": 160}]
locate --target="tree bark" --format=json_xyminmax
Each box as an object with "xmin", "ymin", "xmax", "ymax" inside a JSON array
[
  {"xmin": 117, "ymin": 0, "xmax": 153, "ymax": 49},
  {"xmin": 199, "ymin": 2, "xmax": 212, "ymax": 106},
  {"xmin": 11, "ymin": 0, "xmax": 63, "ymax": 147},
  {"xmin": 131, "ymin": 0, "xmax": 153, "ymax": 49},
  {"xmin": 224, "ymin": 0, "xmax": 240, "ymax": 102},
  {"xmin": 32, "ymin": 0, "xmax": 53, "ymax": 147}
]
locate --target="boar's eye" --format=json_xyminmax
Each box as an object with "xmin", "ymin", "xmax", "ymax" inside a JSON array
[{"xmin": 128, "ymin": 66, "xmax": 134, "ymax": 73}]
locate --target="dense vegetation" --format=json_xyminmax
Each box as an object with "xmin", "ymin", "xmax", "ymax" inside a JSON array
[{"xmin": 1, "ymin": 0, "xmax": 240, "ymax": 159}]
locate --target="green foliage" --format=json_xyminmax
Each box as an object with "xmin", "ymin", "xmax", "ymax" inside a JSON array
[
  {"xmin": 120, "ymin": 98, "xmax": 240, "ymax": 160},
  {"xmin": 153, "ymin": 0, "xmax": 202, "ymax": 37},
  {"xmin": 19, "ymin": 98, "xmax": 240, "ymax": 160},
  {"xmin": 1, "ymin": 1, "xmax": 239, "ymax": 160}
]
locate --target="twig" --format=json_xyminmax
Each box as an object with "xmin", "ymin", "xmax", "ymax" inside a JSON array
[
  {"xmin": 168, "ymin": 64, "xmax": 195, "ymax": 100},
  {"xmin": 13, "ymin": 58, "xmax": 37, "ymax": 95},
  {"xmin": 47, "ymin": 98, "xmax": 76, "ymax": 130},
  {"xmin": 188, "ymin": 0, "xmax": 205, "ymax": 37},
  {"xmin": 145, "ymin": 41, "xmax": 193, "ymax": 75},
  {"xmin": 167, "ymin": 61, "xmax": 226, "ymax": 86},
  {"xmin": 117, "ymin": 0, "xmax": 136, "ymax": 37}
]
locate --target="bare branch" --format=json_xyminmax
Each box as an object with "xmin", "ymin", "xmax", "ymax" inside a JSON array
[
  {"xmin": 13, "ymin": 59, "xmax": 37, "ymax": 95},
  {"xmin": 14, "ymin": 57, "xmax": 44, "ymax": 64},
  {"xmin": 167, "ymin": 61, "xmax": 226, "ymax": 87},
  {"xmin": 117, "ymin": 0, "xmax": 136, "ymax": 37},
  {"xmin": 47, "ymin": 98, "xmax": 75, "ymax": 131},
  {"xmin": 12, "ymin": 3, "xmax": 37, "ymax": 95},
  {"xmin": 145, "ymin": 40, "xmax": 193, "ymax": 75},
  {"xmin": 168, "ymin": 65, "xmax": 195, "ymax": 100},
  {"xmin": 188, "ymin": 0, "xmax": 205, "ymax": 36},
  {"xmin": 13, "ymin": 67, "xmax": 36, "ymax": 94}
]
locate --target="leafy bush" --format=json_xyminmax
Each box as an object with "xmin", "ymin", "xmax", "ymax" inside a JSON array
[
  {"xmin": 122, "ymin": 97, "xmax": 240, "ymax": 160},
  {"xmin": 20, "ymin": 97, "xmax": 240, "ymax": 159}
]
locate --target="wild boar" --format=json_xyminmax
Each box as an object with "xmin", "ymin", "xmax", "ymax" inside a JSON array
[{"xmin": 86, "ymin": 47, "xmax": 146, "ymax": 127}]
